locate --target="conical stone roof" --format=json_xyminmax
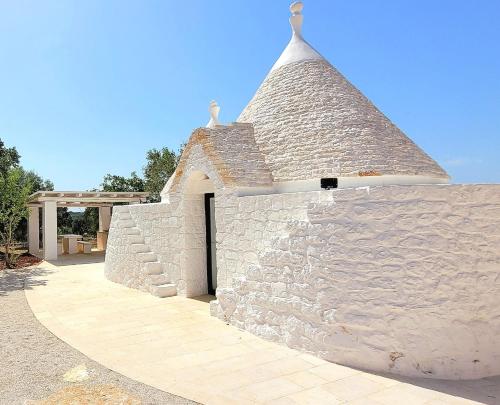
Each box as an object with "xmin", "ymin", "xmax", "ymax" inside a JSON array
[{"xmin": 237, "ymin": 2, "xmax": 448, "ymax": 182}]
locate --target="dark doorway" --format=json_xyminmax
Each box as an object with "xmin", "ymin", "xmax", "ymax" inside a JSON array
[{"xmin": 204, "ymin": 193, "xmax": 217, "ymax": 295}]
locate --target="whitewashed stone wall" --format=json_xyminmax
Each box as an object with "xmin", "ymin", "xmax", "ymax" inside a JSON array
[
  {"xmin": 105, "ymin": 195, "xmax": 211, "ymax": 297},
  {"xmin": 128, "ymin": 200, "xmax": 183, "ymax": 283},
  {"xmin": 104, "ymin": 202, "xmax": 181, "ymax": 292},
  {"xmin": 106, "ymin": 162, "xmax": 500, "ymax": 380},
  {"xmin": 214, "ymin": 184, "xmax": 500, "ymax": 380},
  {"xmin": 106, "ymin": 144, "xmax": 227, "ymax": 297},
  {"xmin": 105, "ymin": 205, "xmax": 146, "ymax": 290},
  {"xmin": 215, "ymin": 191, "xmax": 333, "ymax": 289}
]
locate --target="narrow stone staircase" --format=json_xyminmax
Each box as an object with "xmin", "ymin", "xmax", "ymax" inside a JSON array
[{"xmin": 116, "ymin": 210, "xmax": 176, "ymax": 298}]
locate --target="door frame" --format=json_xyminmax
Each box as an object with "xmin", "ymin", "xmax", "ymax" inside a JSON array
[{"xmin": 204, "ymin": 193, "xmax": 215, "ymax": 295}]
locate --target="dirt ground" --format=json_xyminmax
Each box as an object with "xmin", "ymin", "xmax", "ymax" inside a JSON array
[{"xmin": 0, "ymin": 252, "xmax": 42, "ymax": 270}]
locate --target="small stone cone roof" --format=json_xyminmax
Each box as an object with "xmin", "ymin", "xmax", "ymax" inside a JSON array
[
  {"xmin": 237, "ymin": 2, "xmax": 448, "ymax": 182},
  {"xmin": 168, "ymin": 123, "xmax": 272, "ymax": 192}
]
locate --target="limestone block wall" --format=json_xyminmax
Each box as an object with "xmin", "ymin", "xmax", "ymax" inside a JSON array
[
  {"xmin": 215, "ymin": 184, "xmax": 500, "ymax": 380},
  {"xmin": 129, "ymin": 200, "xmax": 184, "ymax": 284},
  {"xmin": 106, "ymin": 176, "xmax": 500, "ymax": 379},
  {"xmin": 105, "ymin": 205, "xmax": 147, "ymax": 290},
  {"xmin": 215, "ymin": 191, "xmax": 333, "ymax": 289},
  {"xmin": 107, "ymin": 143, "xmax": 228, "ymax": 297},
  {"xmin": 105, "ymin": 200, "xmax": 183, "ymax": 292},
  {"xmin": 106, "ymin": 195, "xmax": 214, "ymax": 298},
  {"xmin": 180, "ymin": 194, "xmax": 209, "ymax": 297}
]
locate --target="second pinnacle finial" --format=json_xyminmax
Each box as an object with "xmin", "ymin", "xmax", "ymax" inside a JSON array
[
  {"xmin": 290, "ymin": 1, "xmax": 304, "ymax": 37},
  {"xmin": 206, "ymin": 100, "xmax": 220, "ymax": 128}
]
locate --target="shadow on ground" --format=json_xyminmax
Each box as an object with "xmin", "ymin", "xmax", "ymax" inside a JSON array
[
  {"xmin": 405, "ymin": 373, "xmax": 499, "ymax": 405},
  {"xmin": 46, "ymin": 252, "xmax": 105, "ymax": 267},
  {"xmin": 352, "ymin": 364, "xmax": 500, "ymax": 404},
  {"xmin": 0, "ymin": 267, "xmax": 53, "ymax": 297},
  {"xmin": 190, "ymin": 294, "xmax": 215, "ymax": 303}
]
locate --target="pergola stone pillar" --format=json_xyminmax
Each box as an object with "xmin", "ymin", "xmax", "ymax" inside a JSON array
[
  {"xmin": 97, "ymin": 206, "xmax": 112, "ymax": 250},
  {"xmin": 98, "ymin": 206, "xmax": 112, "ymax": 232},
  {"xmin": 28, "ymin": 206, "xmax": 40, "ymax": 255},
  {"xmin": 42, "ymin": 201, "xmax": 58, "ymax": 260},
  {"xmin": 27, "ymin": 191, "xmax": 149, "ymax": 257}
]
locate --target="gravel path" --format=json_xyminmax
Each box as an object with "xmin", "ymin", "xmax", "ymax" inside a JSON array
[{"xmin": 0, "ymin": 268, "xmax": 198, "ymax": 405}]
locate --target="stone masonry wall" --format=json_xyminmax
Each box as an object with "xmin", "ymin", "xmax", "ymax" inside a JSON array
[
  {"xmin": 105, "ymin": 195, "xmax": 208, "ymax": 297},
  {"xmin": 106, "ymin": 168, "xmax": 500, "ymax": 380},
  {"xmin": 129, "ymin": 200, "xmax": 183, "ymax": 285},
  {"xmin": 215, "ymin": 184, "xmax": 500, "ymax": 380},
  {"xmin": 104, "ymin": 201, "xmax": 182, "ymax": 291},
  {"xmin": 106, "ymin": 144, "xmax": 227, "ymax": 297},
  {"xmin": 215, "ymin": 191, "xmax": 333, "ymax": 289},
  {"xmin": 105, "ymin": 205, "xmax": 147, "ymax": 290}
]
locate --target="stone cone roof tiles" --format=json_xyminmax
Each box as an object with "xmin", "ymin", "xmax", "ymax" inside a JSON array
[
  {"xmin": 237, "ymin": 3, "xmax": 448, "ymax": 182},
  {"xmin": 169, "ymin": 124, "xmax": 273, "ymax": 191}
]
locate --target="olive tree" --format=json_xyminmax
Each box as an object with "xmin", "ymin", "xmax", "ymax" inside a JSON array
[
  {"xmin": 143, "ymin": 147, "xmax": 177, "ymax": 202},
  {"xmin": 0, "ymin": 168, "xmax": 32, "ymax": 268}
]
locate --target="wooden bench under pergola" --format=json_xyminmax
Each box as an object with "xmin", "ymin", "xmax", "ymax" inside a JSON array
[{"xmin": 27, "ymin": 191, "xmax": 149, "ymax": 260}]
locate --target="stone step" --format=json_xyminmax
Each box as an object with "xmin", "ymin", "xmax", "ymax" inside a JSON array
[
  {"xmin": 137, "ymin": 252, "xmax": 157, "ymax": 263},
  {"xmin": 130, "ymin": 244, "xmax": 150, "ymax": 254},
  {"xmin": 146, "ymin": 274, "xmax": 170, "ymax": 286},
  {"xmin": 128, "ymin": 235, "xmax": 144, "ymax": 244},
  {"xmin": 124, "ymin": 227, "xmax": 141, "ymax": 235},
  {"xmin": 116, "ymin": 212, "xmax": 132, "ymax": 220},
  {"xmin": 143, "ymin": 262, "xmax": 162, "ymax": 275},
  {"xmin": 118, "ymin": 219, "xmax": 136, "ymax": 229},
  {"xmin": 150, "ymin": 283, "xmax": 177, "ymax": 298}
]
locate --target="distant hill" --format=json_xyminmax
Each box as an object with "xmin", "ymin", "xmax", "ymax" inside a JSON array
[{"xmin": 68, "ymin": 211, "xmax": 84, "ymax": 220}]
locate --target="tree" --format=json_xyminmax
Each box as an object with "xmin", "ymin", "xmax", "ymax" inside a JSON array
[
  {"xmin": 94, "ymin": 171, "xmax": 145, "ymax": 237},
  {"xmin": 0, "ymin": 139, "xmax": 20, "ymax": 174},
  {"xmin": 83, "ymin": 207, "xmax": 99, "ymax": 235},
  {"xmin": 1, "ymin": 138, "xmax": 53, "ymax": 248},
  {"xmin": 57, "ymin": 208, "xmax": 73, "ymax": 235},
  {"xmin": 24, "ymin": 170, "xmax": 54, "ymax": 192},
  {"xmin": 100, "ymin": 143, "xmax": 184, "ymax": 202},
  {"xmin": 143, "ymin": 147, "xmax": 177, "ymax": 202},
  {"xmin": 71, "ymin": 216, "xmax": 85, "ymax": 236},
  {"xmin": 0, "ymin": 168, "xmax": 32, "ymax": 268},
  {"xmin": 14, "ymin": 170, "xmax": 54, "ymax": 242},
  {"xmin": 101, "ymin": 172, "xmax": 145, "ymax": 193},
  {"xmin": 70, "ymin": 208, "xmax": 98, "ymax": 236}
]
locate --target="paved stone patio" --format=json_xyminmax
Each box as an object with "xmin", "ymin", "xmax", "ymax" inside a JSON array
[
  {"xmin": 25, "ymin": 255, "xmax": 499, "ymax": 404},
  {"xmin": 0, "ymin": 259, "xmax": 195, "ymax": 405}
]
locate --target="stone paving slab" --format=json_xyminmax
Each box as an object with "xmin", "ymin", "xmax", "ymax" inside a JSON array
[
  {"xmin": 0, "ymin": 266, "xmax": 196, "ymax": 405},
  {"xmin": 25, "ymin": 258, "xmax": 500, "ymax": 404}
]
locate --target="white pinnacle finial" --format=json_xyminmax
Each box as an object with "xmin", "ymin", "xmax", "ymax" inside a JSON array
[
  {"xmin": 206, "ymin": 100, "xmax": 220, "ymax": 128},
  {"xmin": 270, "ymin": 1, "xmax": 323, "ymax": 72},
  {"xmin": 290, "ymin": 1, "xmax": 304, "ymax": 37}
]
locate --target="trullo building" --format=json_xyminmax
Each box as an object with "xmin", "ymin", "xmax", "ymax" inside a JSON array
[{"xmin": 105, "ymin": 2, "xmax": 500, "ymax": 380}]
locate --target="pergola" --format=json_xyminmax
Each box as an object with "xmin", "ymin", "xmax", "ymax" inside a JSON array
[{"xmin": 27, "ymin": 191, "xmax": 149, "ymax": 260}]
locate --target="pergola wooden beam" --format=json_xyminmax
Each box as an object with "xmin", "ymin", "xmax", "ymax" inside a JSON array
[
  {"xmin": 27, "ymin": 190, "xmax": 149, "ymax": 260},
  {"xmin": 27, "ymin": 191, "xmax": 149, "ymax": 206}
]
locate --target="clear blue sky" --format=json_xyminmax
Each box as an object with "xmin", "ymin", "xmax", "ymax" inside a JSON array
[{"xmin": 1, "ymin": 0, "xmax": 499, "ymax": 190}]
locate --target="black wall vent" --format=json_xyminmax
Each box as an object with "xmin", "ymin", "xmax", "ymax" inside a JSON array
[{"xmin": 321, "ymin": 178, "xmax": 338, "ymax": 190}]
